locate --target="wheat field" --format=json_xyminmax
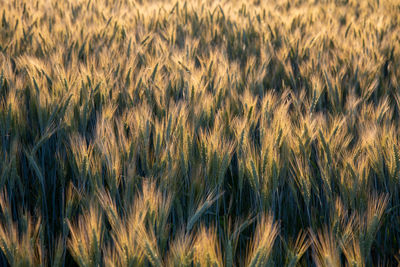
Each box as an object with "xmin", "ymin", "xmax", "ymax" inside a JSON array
[{"xmin": 0, "ymin": 0, "xmax": 399, "ymax": 266}]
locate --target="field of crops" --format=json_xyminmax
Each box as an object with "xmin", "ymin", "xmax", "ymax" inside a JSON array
[{"xmin": 0, "ymin": 0, "xmax": 400, "ymax": 266}]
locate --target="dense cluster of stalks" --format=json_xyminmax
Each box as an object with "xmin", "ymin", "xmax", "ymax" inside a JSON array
[{"xmin": 0, "ymin": 0, "xmax": 399, "ymax": 266}]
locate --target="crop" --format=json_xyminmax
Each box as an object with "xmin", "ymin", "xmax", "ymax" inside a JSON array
[{"xmin": 0, "ymin": 0, "xmax": 399, "ymax": 265}]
